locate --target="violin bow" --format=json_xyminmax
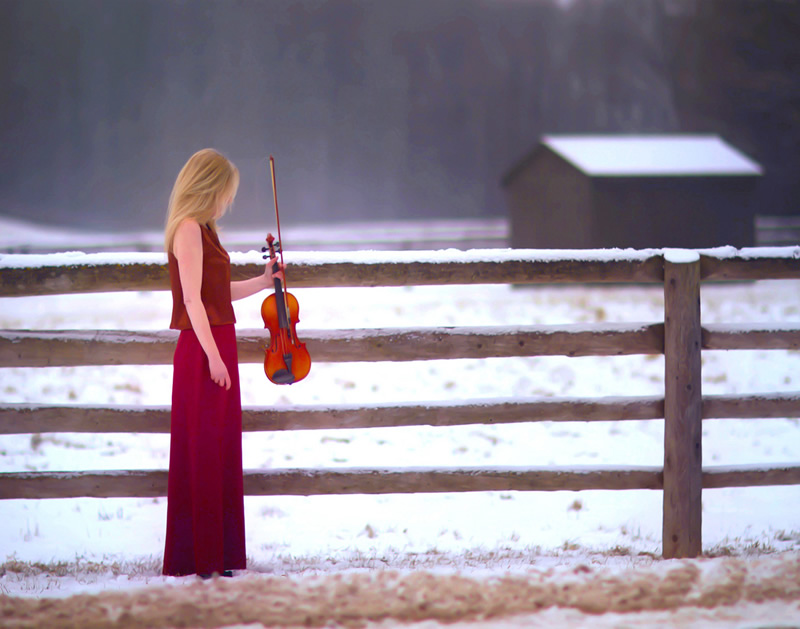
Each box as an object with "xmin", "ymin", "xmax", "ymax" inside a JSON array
[{"xmin": 269, "ymin": 155, "xmax": 289, "ymax": 313}]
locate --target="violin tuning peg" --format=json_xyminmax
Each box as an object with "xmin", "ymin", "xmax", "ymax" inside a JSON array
[{"xmin": 261, "ymin": 246, "xmax": 267, "ymax": 252}]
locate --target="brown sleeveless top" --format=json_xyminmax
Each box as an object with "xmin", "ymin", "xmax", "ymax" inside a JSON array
[{"xmin": 169, "ymin": 223, "xmax": 236, "ymax": 330}]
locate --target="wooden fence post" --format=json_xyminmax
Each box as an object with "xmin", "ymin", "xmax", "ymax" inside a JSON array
[{"xmin": 662, "ymin": 250, "xmax": 703, "ymax": 559}]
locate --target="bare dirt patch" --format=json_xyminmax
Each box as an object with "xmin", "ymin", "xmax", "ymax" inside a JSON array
[{"xmin": 1, "ymin": 552, "xmax": 799, "ymax": 628}]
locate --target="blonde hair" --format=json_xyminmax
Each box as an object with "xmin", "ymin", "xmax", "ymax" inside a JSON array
[{"xmin": 164, "ymin": 148, "xmax": 240, "ymax": 253}]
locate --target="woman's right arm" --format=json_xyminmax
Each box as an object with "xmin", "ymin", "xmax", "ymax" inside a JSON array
[{"xmin": 173, "ymin": 220, "xmax": 231, "ymax": 390}]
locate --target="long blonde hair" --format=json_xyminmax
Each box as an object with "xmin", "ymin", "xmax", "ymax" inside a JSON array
[{"xmin": 164, "ymin": 148, "xmax": 240, "ymax": 253}]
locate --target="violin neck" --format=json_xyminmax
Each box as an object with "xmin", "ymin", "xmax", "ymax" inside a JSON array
[{"xmin": 272, "ymin": 259, "xmax": 291, "ymax": 330}]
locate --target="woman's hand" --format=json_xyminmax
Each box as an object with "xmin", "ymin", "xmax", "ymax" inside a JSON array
[
  {"xmin": 208, "ymin": 355, "xmax": 231, "ymax": 390},
  {"xmin": 263, "ymin": 260, "xmax": 287, "ymax": 285}
]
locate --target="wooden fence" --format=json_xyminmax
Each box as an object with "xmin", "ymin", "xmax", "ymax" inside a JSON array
[{"xmin": 1, "ymin": 246, "xmax": 800, "ymax": 559}]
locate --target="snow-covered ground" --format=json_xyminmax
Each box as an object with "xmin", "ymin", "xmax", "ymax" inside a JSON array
[{"xmin": 0, "ymin": 219, "xmax": 798, "ymax": 622}]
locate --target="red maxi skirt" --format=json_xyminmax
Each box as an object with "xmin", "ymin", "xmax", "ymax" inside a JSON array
[{"xmin": 163, "ymin": 323, "xmax": 246, "ymax": 576}]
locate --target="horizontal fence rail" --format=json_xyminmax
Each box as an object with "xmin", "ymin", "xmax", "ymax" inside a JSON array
[
  {"xmin": 1, "ymin": 246, "xmax": 798, "ymax": 298},
  {"xmin": 0, "ymin": 324, "xmax": 666, "ymax": 367},
  {"xmin": 701, "ymin": 323, "xmax": 800, "ymax": 350},
  {"xmin": 1, "ymin": 246, "xmax": 800, "ymax": 559},
  {"xmin": 2, "ymin": 464, "xmax": 800, "ymax": 500},
  {"xmin": 698, "ymin": 251, "xmax": 800, "ymax": 281},
  {"xmin": 0, "ymin": 466, "xmax": 665, "ymax": 499},
  {"xmin": 1, "ymin": 393, "xmax": 799, "ymax": 435},
  {"xmin": 0, "ymin": 251, "xmax": 664, "ymax": 296},
  {"xmin": 3, "ymin": 323, "xmax": 799, "ymax": 368},
  {"xmin": 1, "ymin": 397, "xmax": 664, "ymax": 434}
]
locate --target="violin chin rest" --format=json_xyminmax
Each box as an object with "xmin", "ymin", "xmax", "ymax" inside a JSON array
[{"xmin": 270, "ymin": 369, "xmax": 296, "ymax": 385}]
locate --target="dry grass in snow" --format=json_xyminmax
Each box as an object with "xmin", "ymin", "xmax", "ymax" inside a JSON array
[{"xmin": 1, "ymin": 552, "xmax": 799, "ymax": 628}]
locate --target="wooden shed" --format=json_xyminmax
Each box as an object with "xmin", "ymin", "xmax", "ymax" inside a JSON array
[{"xmin": 502, "ymin": 135, "xmax": 763, "ymax": 249}]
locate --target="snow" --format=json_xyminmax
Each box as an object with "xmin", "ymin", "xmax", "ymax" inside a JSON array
[
  {"xmin": 663, "ymin": 248, "xmax": 700, "ymax": 264},
  {"xmin": 0, "ymin": 215, "xmax": 510, "ymax": 254},
  {"xmin": 542, "ymin": 134, "xmax": 763, "ymax": 177},
  {"xmin": 700, "ymin": 245, "xmax": 800, "ymax": 259},
  {"xmin": 0, "ymin": 222, "xmax": 799, "ymax": 621},
  {"xmin": 0, "ymin": 251, "xmax": 166, "ymax": 269},
  {"xmin": 3, "ymin": 244, "xmax": 798, "ymax": 277},
  {"xmin": 706, "ymin": 321, "xmax": 800, "ymax": 333},
  {"xmin": 0, "ymin": 247, "xmax": 664, "ymax": 271}
]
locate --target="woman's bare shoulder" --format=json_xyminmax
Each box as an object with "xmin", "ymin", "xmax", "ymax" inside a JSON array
[
  {"xmin": 173, "ymin": 219, "xmax": 202, "ymax": 257},
  {"xmin": 175, "ymin": 218, "xmax": 201, "ymax": 236}
]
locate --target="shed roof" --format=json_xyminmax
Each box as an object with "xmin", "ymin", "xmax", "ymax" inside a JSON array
[{"xmin": 541, "ymin": 134, "xmax": 763, "ymax": 177}]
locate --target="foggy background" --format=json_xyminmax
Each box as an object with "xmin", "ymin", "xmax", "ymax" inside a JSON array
[{"xmin": 1, "ymin": 0, "xmax": 798, "ymax": 232}]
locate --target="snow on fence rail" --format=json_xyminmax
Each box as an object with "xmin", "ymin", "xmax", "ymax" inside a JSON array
[{"xmin": 1, "ymin": 246, "xmax": 800, "ymax": 560}]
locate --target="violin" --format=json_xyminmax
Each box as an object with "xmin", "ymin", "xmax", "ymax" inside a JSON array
[{"xmin": 260, "ymin": 157, "xmax": 311, "ymax": 385}]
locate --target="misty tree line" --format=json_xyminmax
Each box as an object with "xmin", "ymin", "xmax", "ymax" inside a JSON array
[{"xmin": 1, "ymin": 0, "xmax": 798, "ymax": 230}]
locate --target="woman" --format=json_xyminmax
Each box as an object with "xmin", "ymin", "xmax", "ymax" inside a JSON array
[{"xmin": 162, "ymin": 148, "xmax": 279, "ymax": 577}]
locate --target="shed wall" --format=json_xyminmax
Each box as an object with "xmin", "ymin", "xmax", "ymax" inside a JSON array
[
  {"xmin": 593, "ymin": 178, "xmax": 756, "ymax": 249},
  {"xmin": 506, "ymin": 149, "xmax": 593, "ymax": 249}
]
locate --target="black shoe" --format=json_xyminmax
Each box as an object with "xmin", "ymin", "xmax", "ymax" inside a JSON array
[{"xmin": 198, "ymin": 570, "xmax": 234, "ymax": 579}]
